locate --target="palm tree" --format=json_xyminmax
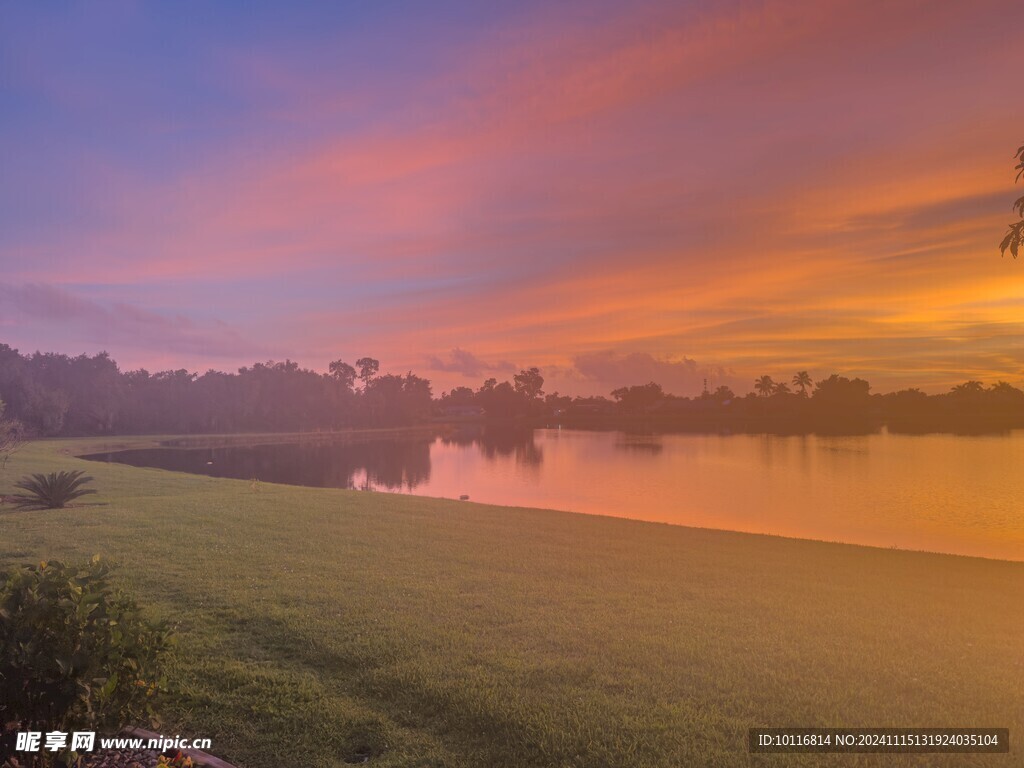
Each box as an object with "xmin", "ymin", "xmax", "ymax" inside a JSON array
[
  {"xmin": 773, "ymin": 382, "xmax": 791, "ymax": 395},
  {"xmin": 754, "ymin": 376, "xmax": 776, "ymax": 397},
  {"xmin": 792, "ymin": 371, "xmax": 812, "ymax": 397},
  {"xmin": 950, "ymin": 381, "xmax": 985, "ymax": 396},
  {"xmin": 990, "ymin": 381, "xmax": 1022, "ymax": 396},
  {"xmin": 989, "ymin": 381, "xmax": 1024, "ymax": 405}
]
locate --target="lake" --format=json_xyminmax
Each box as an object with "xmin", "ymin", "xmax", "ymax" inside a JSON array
[{"xmin": 82, "ymin": 427, "xmax": 1024, "ymax": 561}]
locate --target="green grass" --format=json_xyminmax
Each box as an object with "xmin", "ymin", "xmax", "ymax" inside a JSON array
[{"xmin": 1, "ymin": 437, "xmax": 1022, "ymax": 768}]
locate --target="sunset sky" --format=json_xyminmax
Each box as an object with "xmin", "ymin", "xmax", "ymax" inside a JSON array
[{"xmin": 2, "ymin": 0, "xmax": 1023, "ymax": 396}]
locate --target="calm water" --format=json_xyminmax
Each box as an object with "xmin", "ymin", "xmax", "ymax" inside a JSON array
[{"xmin": 83, "ymin": 427, "xmax": 1024, "ymax": 561}]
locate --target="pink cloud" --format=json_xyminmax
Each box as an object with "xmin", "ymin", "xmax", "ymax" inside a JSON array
[
  {"xmin": 572, "ymin": 350, "xmax": 744, "ymax": 396},
  {"xmin": 0, "ymin": 282, "xmax": 272, "ymax": 365},
  {"xmin": 424, "ymin": 348, "xmax": 516, "ymax": 378}
]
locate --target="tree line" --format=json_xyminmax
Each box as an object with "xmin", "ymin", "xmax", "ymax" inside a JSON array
[
  {"xmin": 0, "ymin": 345, "xmax": 433, "ymax": 436},
  {"xmin": 2, "ymin": 343, "xmax": 1023, "ymax": 438},
  {"xmin": 562, "ymin": 372, "xmax": 1024, "ymax": 433},
  {"xmin": 0, "ymin": 345, "xmax": 554, "ymax": 437}
]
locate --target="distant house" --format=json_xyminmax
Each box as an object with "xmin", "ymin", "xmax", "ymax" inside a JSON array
[
  {"xmin": 564, "ymin": 398, "xmax": 616, "ymax": 417},
  {"xmin": 437, "ymin": 405, "xmax": 487, "ymax": 421}
]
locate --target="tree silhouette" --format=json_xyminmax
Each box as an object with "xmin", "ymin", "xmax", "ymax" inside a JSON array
[
  {"xmin": 988, "ymin": 381, "xmax": 1024, "ymax": 407},
  {"xmin": 792, "ymin": 371, "xmax": 812, "ymax": 397},
  {"xmin": 610, "ymin": 382, "xmax": 664, "ymax": 410},
  {"xmin": 950, "ymin": 380, "xmax": 985, "ymax": 398},
  {"xmin": 328, "ymin": 360, "xmax": 357, "ymax": 391},
  {"xmin": 355, "ymin": 357, "xmax": 379, "ymax": 389},
  {"xmin": 513, "ymin": 367, "xmax": 545, "ymax": 400},
  {"xmin": 812, "ymin": 374, "xmax": 871, "ymax": 406},
  {"xmin": 989, "ymin": 381, "xmax": 1023, "ymax": 397},
  {"xmin": 999, "ymin": 143, "xmax": 1024, "ymax": 258},
  {"xmin": 754, "ymin": 376, "xmax": 776, "ymax": 397}
]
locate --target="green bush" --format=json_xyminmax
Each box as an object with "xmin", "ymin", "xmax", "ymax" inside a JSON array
[
  {"xmin": 10, "ymin": 471, "xmax": 97, "ymax": 510},
  {"xmin": 0, "ymin": 557, "xmax": 172, "ymax": 765}
]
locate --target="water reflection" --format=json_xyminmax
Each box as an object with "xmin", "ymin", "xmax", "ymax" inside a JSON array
[
  {"xmin": 83, "ymin": 426, "xmax": 544, "ymax": 492},
  {"xmin": 82, "ymin": 428, "xmax": 1024, "ymax": 561},
  {"xmin": 439, "ymin": 425, "xmax": 544, "ymax": 468},
  {"xmin": 84, "ymin": 438, "xmax": 433, "ymax": 492},
  {"xmin": 614, "ymin": 434, "xmax": 664, "ymax": 454}
]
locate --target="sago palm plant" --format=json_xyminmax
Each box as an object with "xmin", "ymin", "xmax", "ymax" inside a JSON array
[{"xmin": 11, "ymin": 469, "xmax": 97, "ymax": 509}]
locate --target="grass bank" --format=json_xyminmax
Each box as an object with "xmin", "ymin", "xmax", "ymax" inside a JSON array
[{"xmin": 1, "ymin": 438, "xmax": 1021, "ymax": 767}]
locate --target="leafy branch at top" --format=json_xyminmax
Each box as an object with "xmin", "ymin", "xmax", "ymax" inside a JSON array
[{"xmin": 999, "ymin": 143, "xmax": 1024, "ymax": 258}]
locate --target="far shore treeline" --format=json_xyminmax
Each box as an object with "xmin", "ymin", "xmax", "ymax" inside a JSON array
[{"xmin": 1, "ymin": 343, "xmax": 1024, "ymax": 437}]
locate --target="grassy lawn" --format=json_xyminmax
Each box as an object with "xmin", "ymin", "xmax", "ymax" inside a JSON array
[{"xmin": 1, "ymin": 437, "xmax": 1022, "ymax": 768}]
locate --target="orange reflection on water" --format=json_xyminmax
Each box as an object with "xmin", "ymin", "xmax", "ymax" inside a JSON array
[{"xmin": 403, "ymin": 429, "xmax": 1024, "ymax": 562}]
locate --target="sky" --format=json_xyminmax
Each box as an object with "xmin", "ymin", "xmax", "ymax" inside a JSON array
[{"xmin": 1, "ymin": 0, "xmax": 1023, "ymax": 397}]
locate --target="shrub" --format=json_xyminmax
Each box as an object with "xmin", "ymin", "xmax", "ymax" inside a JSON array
[
  {"xmin": 156, "ymin": 752, "xmax": 194, "ymax": 767},
  {"xmin": 0, "ymin": 405, "xmax": 29, "ymax": 471},
  {"xmin": 0, "ymin": 557, "xmax": 172, "ymax": 766},
  {"xmin": 10, "ymin": 470, "xmax": 97, "ymax": 509}
]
